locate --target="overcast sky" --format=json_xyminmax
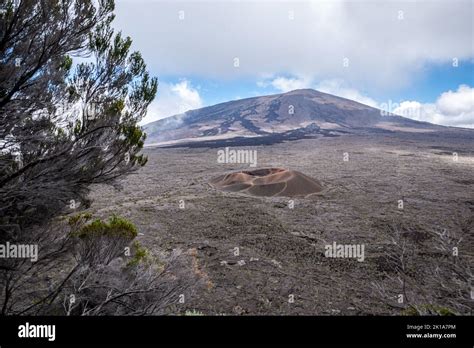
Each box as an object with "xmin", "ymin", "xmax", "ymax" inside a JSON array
[{"xmin": 113, "ymin": 0, "xmax": 474, "ymax": 128}]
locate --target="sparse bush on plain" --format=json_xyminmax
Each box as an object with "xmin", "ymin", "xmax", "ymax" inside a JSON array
[
  {"xmin": 371, "ymin": 223, "xmax": 473, "ymax": 316},
  {"xmin": 0, "ymin": 214, "xmax": 188, "ymax": 315}
]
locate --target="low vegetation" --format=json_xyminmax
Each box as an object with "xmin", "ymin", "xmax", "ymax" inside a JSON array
[{"xmin": 0, "ymin": 214, "xmax": 188, "ymax": 315}]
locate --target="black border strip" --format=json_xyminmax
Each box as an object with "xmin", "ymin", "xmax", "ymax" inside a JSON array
[{"xmin": 0, "ymin": 315, "xmax": 472, "ymax": 346}]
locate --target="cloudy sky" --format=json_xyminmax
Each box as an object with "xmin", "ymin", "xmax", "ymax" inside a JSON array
[{"xmin": 113, "ymin": 0, "xmax": 474, "ymax": 128}]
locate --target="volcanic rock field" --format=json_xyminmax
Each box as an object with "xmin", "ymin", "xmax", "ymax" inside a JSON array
[{"xmin": 86, "ymin": 130, "xmax": 474, "ymax": 315}]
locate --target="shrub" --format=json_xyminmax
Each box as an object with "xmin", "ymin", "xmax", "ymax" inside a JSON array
[
  {"xmin": 127, "ymin": 241, "xmax": 151, "ymax": 267},
  {"xmin": 72, "ymin": 215, "xmax": 138, "ymax": 266}
]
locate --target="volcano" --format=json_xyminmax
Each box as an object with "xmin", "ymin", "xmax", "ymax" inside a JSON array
[
  {"xmin": 209, "ymin": 168, "xmax": 323, "ymax": 197},
  {"xmin": 143, "ymin": 89, "xmax": 442, "ymax": 147}
]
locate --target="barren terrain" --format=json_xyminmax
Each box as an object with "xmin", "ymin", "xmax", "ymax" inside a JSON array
[{"xmin": 88, "ymin": 131, "xmax": 474, "ymax": 315}]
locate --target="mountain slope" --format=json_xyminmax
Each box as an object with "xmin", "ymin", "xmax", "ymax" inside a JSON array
[{"xmin": 143, "ymin": 89, "xmax": 441, "ymax": 146}]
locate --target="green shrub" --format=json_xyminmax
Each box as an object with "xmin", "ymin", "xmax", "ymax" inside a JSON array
[
  {"xmin": 73, "ymin": 215, "xmax": 138, "ymax": 239},
  {"xmin": 72, "ymin": 215, "xmax": 138, "ymax": 266},
  {"xmin": 127, "ymin": 241, "xmax": 150, "ymax": 267},
  {"xmin": 67, "ymin": 212, "xmax": 92, "ymax": 226}
]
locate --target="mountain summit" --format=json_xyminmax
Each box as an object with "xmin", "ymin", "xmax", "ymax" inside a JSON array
[{"xmin": 143, "ymin": 89, "xmax": 439, "ymax": 146}]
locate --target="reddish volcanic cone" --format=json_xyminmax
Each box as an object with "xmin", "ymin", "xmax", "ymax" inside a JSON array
[{"xmin": 209, "ymin": 168, "xmax": 323, "ymax": 197}]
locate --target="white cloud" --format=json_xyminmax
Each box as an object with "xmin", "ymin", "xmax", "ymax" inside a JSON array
[
  {"xmin": 114, "ymin": 0, "xmax": 473, "ymax": 91},
  {"xmin": 436, "ymin": 85, "xmax": 474, "ymax": 116},
  {"xmin": 393, "ymin": 85, "xmax": 474, "ymax": 128},
  {"xmin": 268, "ymin": 76, "xmax": 313, "ymax": 92},
  {"xmin": 170, "ymin": 80, "xmax": 202, "ymax": 111},
  {"xmin": 141, "ymin": 79, "xmax": 203, "ymax": 124},
  {"xmin": 315, "ymin": 79, "xmax": 378, "ymax": 107},
  {"xmin": 261, "ymin": 76, "xmax": 378, "ymax": 107},
  {"xmin": 391, "ymin": 101, "xmax": 426, "ymax": 121}
]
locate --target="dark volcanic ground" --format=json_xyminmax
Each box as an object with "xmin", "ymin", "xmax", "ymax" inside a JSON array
[{"xmin": 88, "ymin": 130, "xmax": 474, "ymax": 315}]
